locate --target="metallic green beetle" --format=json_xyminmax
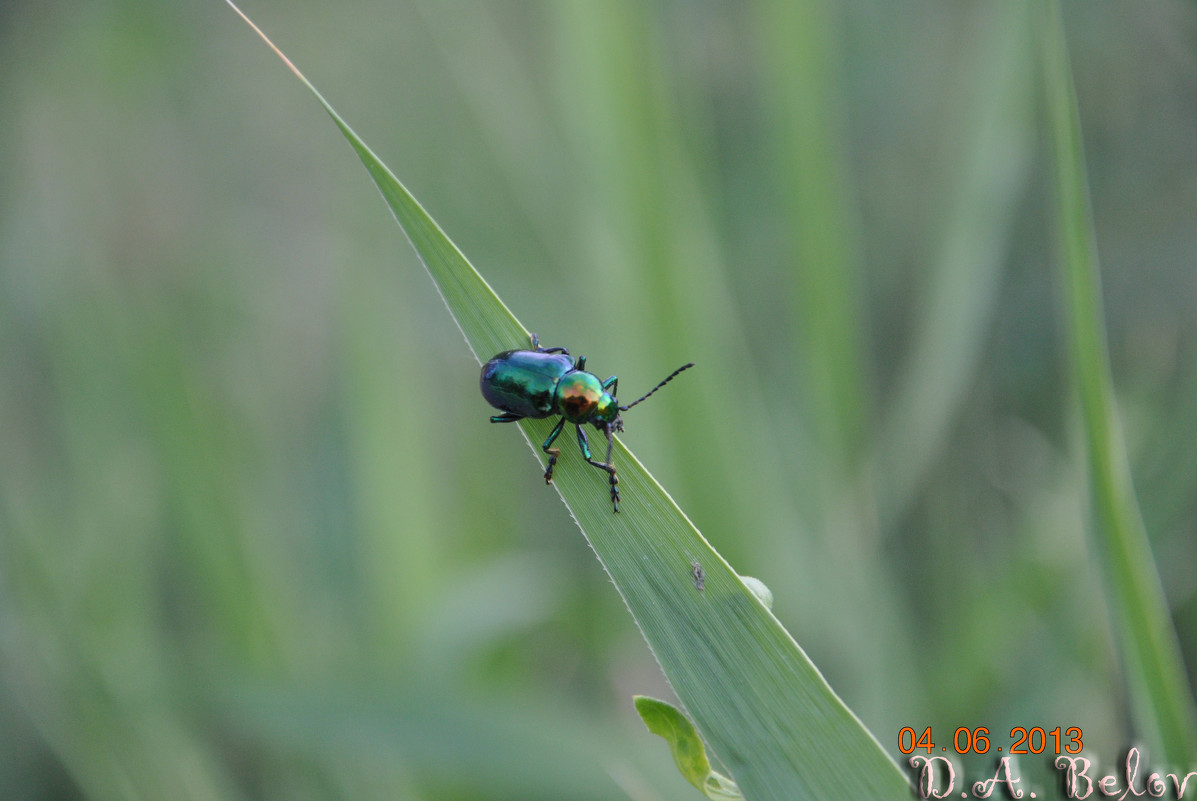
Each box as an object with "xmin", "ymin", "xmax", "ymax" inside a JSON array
[{"xmin": 480, "ymin": 334, "xmax": 693, "ymax": 512}]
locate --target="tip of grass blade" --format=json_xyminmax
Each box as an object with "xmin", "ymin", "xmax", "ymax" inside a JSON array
[{"xmin": 225, "ymin": 0, "xmax": 314, "ymax": 88}]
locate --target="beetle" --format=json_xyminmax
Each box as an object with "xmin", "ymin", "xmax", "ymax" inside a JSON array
[{"xmin": 480, "ymin": 333, "xmax": 693, "ymax": 512}]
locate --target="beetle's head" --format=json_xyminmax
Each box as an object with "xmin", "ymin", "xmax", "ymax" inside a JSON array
[{"xmin": 593, "ymin": 393, "xmax": 622, "ymax": 430}]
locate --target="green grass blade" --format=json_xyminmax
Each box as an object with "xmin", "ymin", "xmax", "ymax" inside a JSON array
[
  {"xmin": 224, "ymin": 1, "xmax": 526, "ymax": 365},
  {"xmin": 228, "ymin": 4, "xmax": 912, "ymax": 797},
  {"xmin": 1040, "ymin": 0, "xmax": 1197, "ymax": 768}
]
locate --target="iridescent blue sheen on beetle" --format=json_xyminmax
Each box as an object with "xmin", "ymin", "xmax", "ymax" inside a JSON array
[{"xmin": 481, "ymin": 333, "xmax": 694, "ymax": 512}]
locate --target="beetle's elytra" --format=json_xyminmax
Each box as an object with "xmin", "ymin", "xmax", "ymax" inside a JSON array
[{"xmin": 480, "ymin": 333, "xmax": 693, "ymax": 512}]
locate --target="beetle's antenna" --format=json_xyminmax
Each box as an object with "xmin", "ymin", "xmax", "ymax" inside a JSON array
[{"xmin": 620, "ymin": 363, "xmax": 695, "ymax": 411}]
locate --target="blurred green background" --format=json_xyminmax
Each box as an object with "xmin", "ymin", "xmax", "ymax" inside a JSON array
[{"xmin": 2, "ymin": 1, "xmax": 1196, "ymax": 799}]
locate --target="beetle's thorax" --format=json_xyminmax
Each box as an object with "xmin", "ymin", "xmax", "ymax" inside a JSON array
[{"xmin": 555, "ymin": 370, "xmax": 606, "ymax": 423}]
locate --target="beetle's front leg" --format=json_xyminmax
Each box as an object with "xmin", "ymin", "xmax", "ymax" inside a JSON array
[
  {"xmin": 541, "ymin": 418, "xmax": 567, "ymax": 484},
  {"xmin": 576, "ymin": 425, "xmax": 620, "ymax": 513}
]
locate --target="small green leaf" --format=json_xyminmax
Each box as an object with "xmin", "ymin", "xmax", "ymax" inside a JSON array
[{"xmin": 634, "ymin": 696, "xmax": 741, "ymax": 800}]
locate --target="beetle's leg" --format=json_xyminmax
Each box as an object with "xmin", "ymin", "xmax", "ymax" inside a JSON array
[
  {"xmin": 576, "ymin": 425, "xmax": 620, "ymax": 513},
  {"xmin": 530, "ymin": 333, "xmax": 569, "ymax": 355},
  {"xmin": 490, "ymin": 412, "xmax": 523, "ymax": 423},
  {"xmin": 601, "ymin": 425, "xmax": 619, "ymax": 513},
  {"xmin": 575, "ymin": 355, "xmax": 587, "ymax": 371},
  {"xmin": 541, "ymin": 417, "xmax": 567, "ymax": 484}
]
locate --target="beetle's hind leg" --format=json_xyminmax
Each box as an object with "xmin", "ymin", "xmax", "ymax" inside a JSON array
[
  {"xmin": 576, "ymin": 425, "xmax": 620, "ymax": 513},
  {"xmin": 541, "ymin": 418, "xmax": 567, "ymax": 484},
  {"xmin": 529, "ymin": 333, "xmax": 569, "ymax": 355},
  {"xmin": 490, "ymin": 412, "xmax": 524, "ymax": 423}
]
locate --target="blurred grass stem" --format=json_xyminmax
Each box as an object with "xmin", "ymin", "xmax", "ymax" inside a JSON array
[{"xmin": 1041, "ymin": 0, "xmax": 1197, "ymax": 767}]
